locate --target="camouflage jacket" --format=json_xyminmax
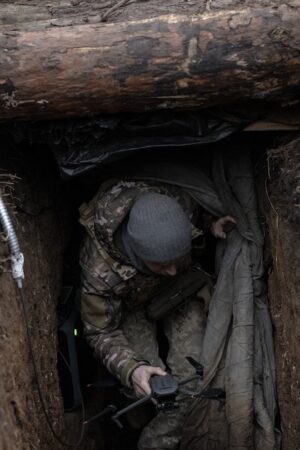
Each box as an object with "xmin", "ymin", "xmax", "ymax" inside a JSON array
[{"xmin": 79, "ymin": 179, "xmax": 212, "ymax": 387}]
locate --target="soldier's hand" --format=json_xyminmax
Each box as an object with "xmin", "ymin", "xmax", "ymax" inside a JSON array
[
  {"xmin": 211, "ymin": 215, "xmax": 236, "ymax": 239},
  {"xmin": 131, "ymin": 365, "xmax": 166, "ymax": 398}
]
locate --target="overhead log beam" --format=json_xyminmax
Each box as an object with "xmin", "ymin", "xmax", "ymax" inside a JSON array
[{"xmin": 0, "ymin": 5, "xmax": 299, "ymax": 121}]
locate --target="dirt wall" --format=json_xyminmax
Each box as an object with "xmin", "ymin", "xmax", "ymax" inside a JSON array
[
  {"xmin": 0, "ymin": 147, "xmax": 68, "ymax": 450},
  {"xmin": 266, "ymin": 138, "xmax": 300, "ymax": 449},
  {"xmin": 0, "ymin": 135, "xmax": 299, "ymax": 449}
]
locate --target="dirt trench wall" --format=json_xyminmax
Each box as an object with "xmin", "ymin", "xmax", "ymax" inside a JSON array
[
  {"xmin": 266, "ymin": 138, "xmax": 300, "ymax": 449},
  {"xmin": 0, "ymin": 136, "xmax": 299, "ymax": 450},
  {"xmin": 0, "ymin": 148, "xmax": 68, "ymax": 450}
]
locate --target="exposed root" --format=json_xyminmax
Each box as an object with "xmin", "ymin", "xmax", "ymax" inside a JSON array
[
  {"xmin": 264, "ymin": 178, "xmax": 279, "ymax": 271},
  {"xmin": 0, "ymin": 172, "xmax": 20, "ymax": 216}
]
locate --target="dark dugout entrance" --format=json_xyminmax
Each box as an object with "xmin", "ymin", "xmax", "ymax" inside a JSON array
[
  {"xmin": 0, "ymin": 0, "xmax": 299, "ymax": 447},
  {"xmin": 0, "ymin": 107, "xmax": 299, "ymax": 450}
]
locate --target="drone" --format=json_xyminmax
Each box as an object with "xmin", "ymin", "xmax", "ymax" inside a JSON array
[{"xmin": 85, "ymin": 357, "xmax": 226, "ymax": 429}]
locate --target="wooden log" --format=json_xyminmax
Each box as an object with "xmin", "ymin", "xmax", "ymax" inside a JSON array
[
  {"xmin": 0, "ymin": 5, "xmax": 299, "ymax": 121},
  {"xmin": 0, "ymin": 1, "xmax": 122, "ymax": 28}
]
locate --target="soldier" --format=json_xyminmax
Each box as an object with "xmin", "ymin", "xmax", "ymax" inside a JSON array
[{"xmin": 79, "ymin": 179, "xmax": 235, "ymax": 449}]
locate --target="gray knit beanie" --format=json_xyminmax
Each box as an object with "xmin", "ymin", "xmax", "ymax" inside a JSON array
[{"xmin": 126, "ymin": 193, "xmax": 192, "ymax": 263}]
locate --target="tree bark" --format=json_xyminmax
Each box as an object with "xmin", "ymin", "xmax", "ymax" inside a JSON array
[{"xmin": 0, "ymin": 4, "xmax": 299, "ymax": 121}]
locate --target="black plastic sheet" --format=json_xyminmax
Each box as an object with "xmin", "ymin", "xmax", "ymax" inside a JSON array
[
  {"xmin": 49, "ymin": 110, "xmax": 248, "ymax": 178},
  {"xmin": 0, "ymin": 108, "xmax": 253, "ymax": 178}
]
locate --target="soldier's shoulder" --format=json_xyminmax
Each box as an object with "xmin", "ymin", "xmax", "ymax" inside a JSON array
[{"xmin": 80, "ymin": 234, "xmax": 136, "ymax": 295}]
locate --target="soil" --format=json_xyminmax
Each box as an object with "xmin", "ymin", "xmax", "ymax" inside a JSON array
[
  {"xmin": 0, "ymin": 133, "xmax": 299, "ymax": 449},
  {"xmin": 265, "ymin": 138, "xmax": 300, "ymax": 449},
  {"xmin": 0, "ymin": 141, "xmax": 112, "ymax": 449},
  {"xmin": 0, "ymin": 1, "xmax": 299, "ymax": 448},
  {"xmin": 0, "ymin": 145, "xmax": 69, "ymax": 450}
]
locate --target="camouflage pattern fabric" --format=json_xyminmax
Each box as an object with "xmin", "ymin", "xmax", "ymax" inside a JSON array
[
  {"xmin": 79, "ymin": 180, "xmax": 208, "ymax": 384},
  {"xmin": 121, "ymin": 299, "xmax": 207, "ymax": 449},
  {"xmin": 79, "ymin": 179, "xmax": 212, "ymax": 448}
]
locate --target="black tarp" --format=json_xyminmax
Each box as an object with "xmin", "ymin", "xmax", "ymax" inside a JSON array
[
  {"xmin": 0, "ymin": 108, "xmax": 258, "ymax": 178},
  {"xmin": 51, "ymin": 110, "xmax": 247, "ymax": 178}
]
